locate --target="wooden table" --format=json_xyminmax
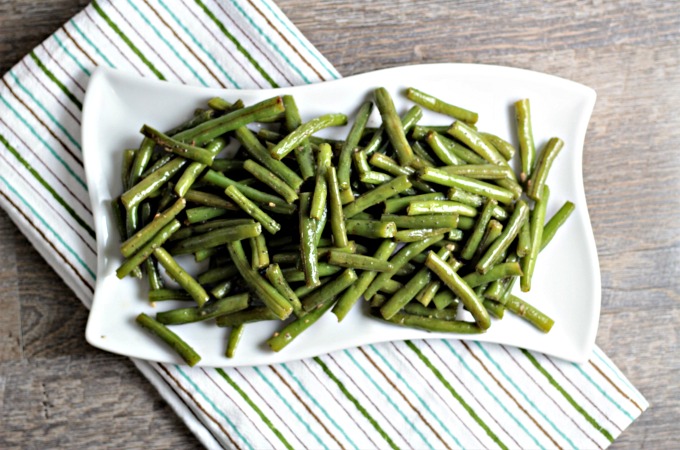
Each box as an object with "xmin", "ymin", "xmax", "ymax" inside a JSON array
[{"xmin": 1, "ymin": 1, "xmax": 677, "ymax": 448}]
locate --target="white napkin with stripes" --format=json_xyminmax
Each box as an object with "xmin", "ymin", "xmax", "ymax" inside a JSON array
[{"xmin": 0, "ymin": 0, "xmax": 647, "ymax": 448}]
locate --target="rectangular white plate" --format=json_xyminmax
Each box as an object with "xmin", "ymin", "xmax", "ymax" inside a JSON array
[{"xmin": 83, "ymin": 64, "xmax": 599, "ymax": 366}]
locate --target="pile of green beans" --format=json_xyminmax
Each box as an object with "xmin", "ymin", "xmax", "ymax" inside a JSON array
[{"xmin": 116, "ymin": 89, "xmax": 572, "ymax": 366}]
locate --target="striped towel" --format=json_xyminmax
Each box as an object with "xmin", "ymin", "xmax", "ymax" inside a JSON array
[{"xmin": 0, "ymin": 0, "xmax": 647, "ymax": 448}]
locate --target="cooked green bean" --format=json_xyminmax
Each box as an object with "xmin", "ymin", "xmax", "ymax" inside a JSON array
[
  {"xmin": 243, "ymin": 160, "xmax": 297, "ymax": 204},
  {"xmin": 338, "ymin": 101, "xmax": 373, "ymax": 188},
  {"xmin": 328, "ymin": 251, "xmax": 394, "ymax": 272},
  {"xmin": 345, "ymin": 219, "xmax": 396, "ymax": 238},
  {"xmin": 343, "ymin": 175, "xmax": 412, "ymax": 218},
  {"xmin": 153, "ymin": 247, "xmax": 209, "ymax": 307},
  {"xmin": 185, "ymin": 206, "xmax": 228, "ymax": 223},
  {"xmin": 166, "ymin": 108, "xmax": 216, "ymax": 136},
  {"xmin": 405, "ymin": 87, "xmax": 478, "ymax": 124},
  {"xmin": 425, "ymin": 251, "xmax": 490, "ymax": 329},
  {"xmin": 477, "ymin": 200, "xmax": 530, "ymax": 274},
  {"xmin": 440, "ymin": 164, "xmax": 514, "ymax": 180},
  {"xmin": 174, "ymin": 96, "xmax": 285, "ymax": 146},
  {"xmin": 368, "ymin": 153, "xmax": 436, "ymax": 193},
  {"xmin": 418, "ymin": 167, "xmax": 515, "ymax": 205},
  {"xmin": 505, "ymin": 295, "xmax": 554, "ymax": 332},
  {"xmin": 380, "ymin": 265, "xmax": 432, "ymax": 320},
  {"xmin": 149, "ymin": 288, "xmax": 193, "ymax": 302},
  {"xmin": 234, "ymin": 126, "xmax": 304, "ymax": 190},
  {"xmin": 197, "ymin": 264, "xmax": 239, "ymax": 285},
  {"xmin": 522, "ymin": 185, "xmax": 550, "ymax": 292},
  {"xmin": 463, "ymin": 261, "xmax": 523, "ymax": 288},
  {"xmin": 380, "ymin": 213, "xmax": 458, "ymax": 229},
  {"xmin": 461, "ymin": 198, "xmax": 496, "ymax": 260},
  {"xmin": 333, "ymin": 240, "xmax": 397, "ymax": 321},
  {"xmin": 425, "ymin": 131, "xmax": 465, "ymax": 165},
  {"xmin": 528, "ymin": 138, "xmax": 563, "ymax": 201},
  {"xmin": 169, "ymin": 222, "xmax": 262, "ymax": 255},
  {"xmin": 227, "ymin": 240, "xmax": 293, "ymax": 320},
  {"xmin": 541, "ymin": 200, "xmax": 575, "ymax": 250},
  {"xmin": 175, "ymin": 138, "xmax": 228, "ymax": 197},
  {"xmin": 267, "ymin": 294, "xmax": 336, "ymax": 352},
  {"xmin": 404, "ymin": 302, "xmax": 459, "ymax": 320},
  {"xmin": 326, "ymin": 166, "xmax": 349, "ymax": 248},
  {"xmin": 216, "ymin": 307, "xmax": 279, "ymax": 327},
  {"xmin": 297, "ymin": 192, "xmax": 320, "ymax": 287},
  {"xmin": 265, "ymin": 263, "xmax": 303, "ymax": 316},
  {"xmin": 202, "ymin": 170, "xmax": 295, "ymax": 215},
  {"xmin": 210, "ymin": 279, "xmax": 233, "ymax": 299},
  {"xmin": 128, "ymin": 139, "xmax": 154, "ymax": 188},
  {"xmin": 156, "ymin": 293, "xmax": 249, "ymax": 325},
  {"xmin": 384, "ymin": 192, "xmax": 445, "ymax": 214},
  {"xmin": 270, "ymin": 113, "xmax": 348, "ymax": 160},
  {"xmin": 374, "ymin": 87, "xmax": 414, "ymax": 165},
  {"xmin": 514, "ymin": 99, "xmax": 535, "ymax": 182},
  {"xmin": 301, "ymin": 269, "xmax": 358, "ymax": 312},
  {"xmin": 483, "ymin": 299, "xmax": 505, "ymax": 319},
  {"xmin": 282, "ymin": 95, "xmax": 315, "ymax": 180},
  {"xmin": 517, "ymin": 221, "xmax": 531, "ymax": 258},
  {"xmin": 121, "ymin": 198, "xmax": 186, "ymax": 257},
  {"xmin": 141, "ymin": 125, "xmax": 217, "ymax": 166},
  {"xmin": 374, "ymin": 310, "xmax": 483, "ymax": 334},
  {"xmin": 311, "ymin": 143, "xmax": 332, "ymax": 219},
  {"xmin": 426, "ymin": 131, "xmax": 486, "ymax": 164},
  {"xmin": 481, "ymin": 133, "xmax": 516, "ymax": 161},
  {"xmin": 226, "ymin": 324, "xmax": 245, "ymax": 358},
  {"xmin": 432, "ymin": 289, "xmax": 457, "ymax": 310},
  {"xmin": 136, "ymin": 313, "xmax": 201, "ymax": 366},
  {"xmin": 407, "ymin": 199, "xmax": 477, "ymax": 217},
  {"xmin": 364, "ymin": 105, "xmax": 422, "ymax": 156},
  {"xmin": 116, "ymin": 220, "xmax": 181, "ymax": 279},
  {"xmin": 224, "ymin": 185, "xmax": 280, "ymax": 234},
  {"xmin": 394, "ymin": 227, "xmax": 451, "ymax": 242},
  {"xmin": 184, "ymin": 189, "xmax": 237, "ymax": 210},
  {"xmin": 364, "ymin": 234, "xmax": 444, "ymax": 300},
  {"xmin": 121, "ymin": 157, "xmax": 187, "ymax": 210}
]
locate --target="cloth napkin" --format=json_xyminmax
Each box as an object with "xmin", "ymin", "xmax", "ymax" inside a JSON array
[{"xmin": 0, "ymin": 0, "xmax": 648, "ymax": 448}]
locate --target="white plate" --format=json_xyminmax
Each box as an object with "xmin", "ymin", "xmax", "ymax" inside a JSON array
[{"xmin": 83, "ymin": 64, "xmax": 599, "ymax": 366}]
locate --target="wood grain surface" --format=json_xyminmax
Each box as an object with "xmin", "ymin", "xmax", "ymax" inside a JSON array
[{"xmin": 1, "ymin": 0, "xmax": 678, "ymax": 448}]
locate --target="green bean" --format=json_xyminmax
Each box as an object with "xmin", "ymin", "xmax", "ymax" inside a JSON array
[
  {"xmin": 185, "ymin": 206, "xmax": 228, "ymax": 223},
  {"xmin": 141, "ymin": 125, "xmax": 217, "ymax": 166},
  {"xmin": 282, "ymin": 263, "xmax": 341, "ymax": 283},
  {"xmin": 477, "ymin": 200, "xmax": 530, "ymax": 274},
  {"xmin": 129, "ymin": 138, "xmax": 154, "ymax": 188},
  {"xmin": 483, "ymin": 299, "xmax": 505, "ymax": 319},
  {"xmin": 403, "ymin": 302, "xmax": 459, "ymax": 320},
  {"xmin": 169, "ymin": 223, "xmax": 261, "ymax": 255},
  {"xmin": 174, "ymin": 96, "xmax": 285, "ymax": 146},
  {"xmin": 379, "ymin": 279, "xmax": 403, "ymax": 295},
  {"xmin": 234, "ymin": 126, "xmax": 304, "ymax": 190},
  {"xmin": 340, "ymin": 185, "xmax": 355, "ymax": 205},
  {"xmin": 166, "ymin": 109, "xmax": 216, "ymax": 136},
  {"xmin": 326, "ymin": 167, "xmax": 349, "ymax": 248},
  {"xmin": 477, "ymin": 219, "xmax": 503, "ymax": 254},
  {"xmin": 281, "ymin": 95, "xmax": 316, "ymax": 180},
  {"xmin": 527, "ymin": 138, "xmax": 563, "ymax": 201},
  {"xmin": 333, "ymin": 240, "xmax": 397, "ymax": 321},
  {"xmin": 416, "ymin": 279, "xmax": 441, "ymax": 307},
  {"xmin": 425, "ymin": 132, "xmax": 486, "ymax": 164},
  {"xmin": 295, "ymin": 192, "xmax": 319, "ymax": 287},
  {"xmin": 463, "ymin": 262, "xmax": 523, "ymax": 288},
  {"xmin": 380, "ymin": 213, "xmax": 458, "ymax": 229},
  {"xmin": 243, "ymin": 159, "xmax": 298, "ymax": 204},
  {"xmin": 210, "ymin": 279, "xmax": 234, "ymax": 299},
  {"xmin": 405, "ymin": 87, "xmax": 478, "ymax": 124},
  {"xmin": 157, "ymin": 293, "xmax": 249, "ymax": 325},
  {"xmin": 411, "ymin": 125, "xmax": 452, "ymax": 140},
  {"xmin": 311, "ymin": 143, "xmax": 332, "ymax": 219},
  {"xmin": 145, "ymin": 256, "xmax": 164, "ymax": 291},
  {"xmin": 425, "ymin": 131, "xmax": 465, "ymax": 165},
  {"xmin": 122, "ymin": 151, "xmax": 135, "ymax": 195},
  {"xmin": 425, "ymin": 251, "xmax": 490, "ymax": 329},
  {"xmin": 121, "ymin": 157, "xmax": 187, "ymax": 210},
  {"xmin": 364, "ymin": 234, "xmax": 444, "ymax": 300},
  {"xmin": 270, "ymin": 113, "xmax": 348, "ymax": 160},
  {"xmin": 184, "ymin": 189, "xmax": 237, "ymax": 210},
  {"xmin": 345, "ymin": 219, "xmax": 396, "ymax": 239},
  {"xmin": 364, "ymin": 105, "xmax": 422, "ymax": 156},
  {"xmin": 226, "ymin": 324, "xmax": 245, "ymax": 358},
  {"xmin": 139, "ymin": 154, "xmax": 172, "ymax": 179},
  {"xmin": 517, "ymin": 221, "xmax": 531, "ymax": 258},
  {"xmin": 153, "ymin": 247, "xmax": 209, "ymax": 306},
  {"xmin": 440, "ymin": 164, "xmax": 514, "ymax": 180},
  {"xmin": 419, "ymin": 167, "xmax": 515, "ymax": 205},
  {"xmin": 327, "ymin": 251, "xmax": 394, "ymax": 272},
  {"xmin": 374, "ymin": 310, "xmax": 483, "ymax": 334},
  {"xmin": 541, "ymin": 201, "xmax": 575, "ymax": 250},
  {"xmin": 380, "ymin": 265, "xmax": 432, "ymax": 320},
  {"xmin": 383, "ymin": 193, "xmax": 445, "ymax": 214},
  {"xmin": 225, "ymin": 185, "xmax": 280, "ymax": 234},
  {"xmin": 360, "ymin": 171, "xmax": 394, "ymax": 185},
  {"xmin": 481, "ymin": 133, "xmax": 516, "ymax": 161},
  {"xmin": 352, "ymin": 150, "xmax": 371, "ymax": 177},
  {"xmin": 174, "ymin": 138, "xmax": 228, "ymax": 197},
  {"xmin": 194, "ymin": 247, "xmax": 217, "ymax": 263},
  {"xmin": 202, "ymin": 170, "xmax": 295, "ymax": 215},
  {"xmin": 461, "ymin": 198, "xmax": 496, "ymax": 260},
  {"xmin": 447, "ymin": 187, "xmax": 482, "ymax": 207},
  {"xmin": 514, "ymin": 99, "xmax": 535, "ymax": 182},
  {"xmin": 216, "ymin": 307, "xmax": 279, "ymax": 327},
  {"xmin": 505, "ymin": 295, "xmax": 554, "ymax": 332},
  {"xmin": 521, "ymin": 185, "xmax": 550, "ymax": 292},
  {"xmin": 267, "ymin": 294, "xmax": 336, "ymax": 352},
  {"xmin": 211, "ymin": 158, "xmax": 244, "ymax": 173},
  {"xmin": 374, "ymin": 87, "xmax": 414, "ymax": 165},
  {"xmin": 149, "ymin": 288, "xmax": 193, "ymax": 302},
  {"xmin": 411, "ymin": 141, "xmax": 437, "ymax": 167},
  {"xmin": 227, "ymin": 240, "xmax": 293, "ymax": 320},
  {"xmin": 120, "ymin": 198, "xmax": 186, "ymax": 257},
  {"xmin": 136, "ymin": 313, "xmax": 201, "ymax": 366},
  {"xmin": 116, "ymin": 220, "xmax": 181, "ymax": 279},
  {"xmin": 301, "ymin": 268, "xmax": 358, "ymax": 312},
  {"xmin": 432, "ymin": 289, "xmax": 457, "ymax": 310},
  {"xmin": 407, "ymin": 199, "xmax": 477, "ymax": 217},
  {"xmin": 265, "ymin": 263, "xmax": 303, "ymax": 316},
  {"xmin": 394, "ymin": 227, "xmax": 451, "ymax": 242},
  {"xmin": 197, "ymin": 264, "xmax": 239, "ymax": 285},
  {"xmin": 338, "ymin": 101, "xmax": 373, "ymax": 189},
  {"xmin": 206, "ymin": 97, "xmax": 236, "ymax": 111},
  {"xmin": 368, "ymin": 153, "xmax": 436, "ymax": 193},
  {"xmin": 343, "ymin": 175, "xmax": 412, "ymax": 218}
]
